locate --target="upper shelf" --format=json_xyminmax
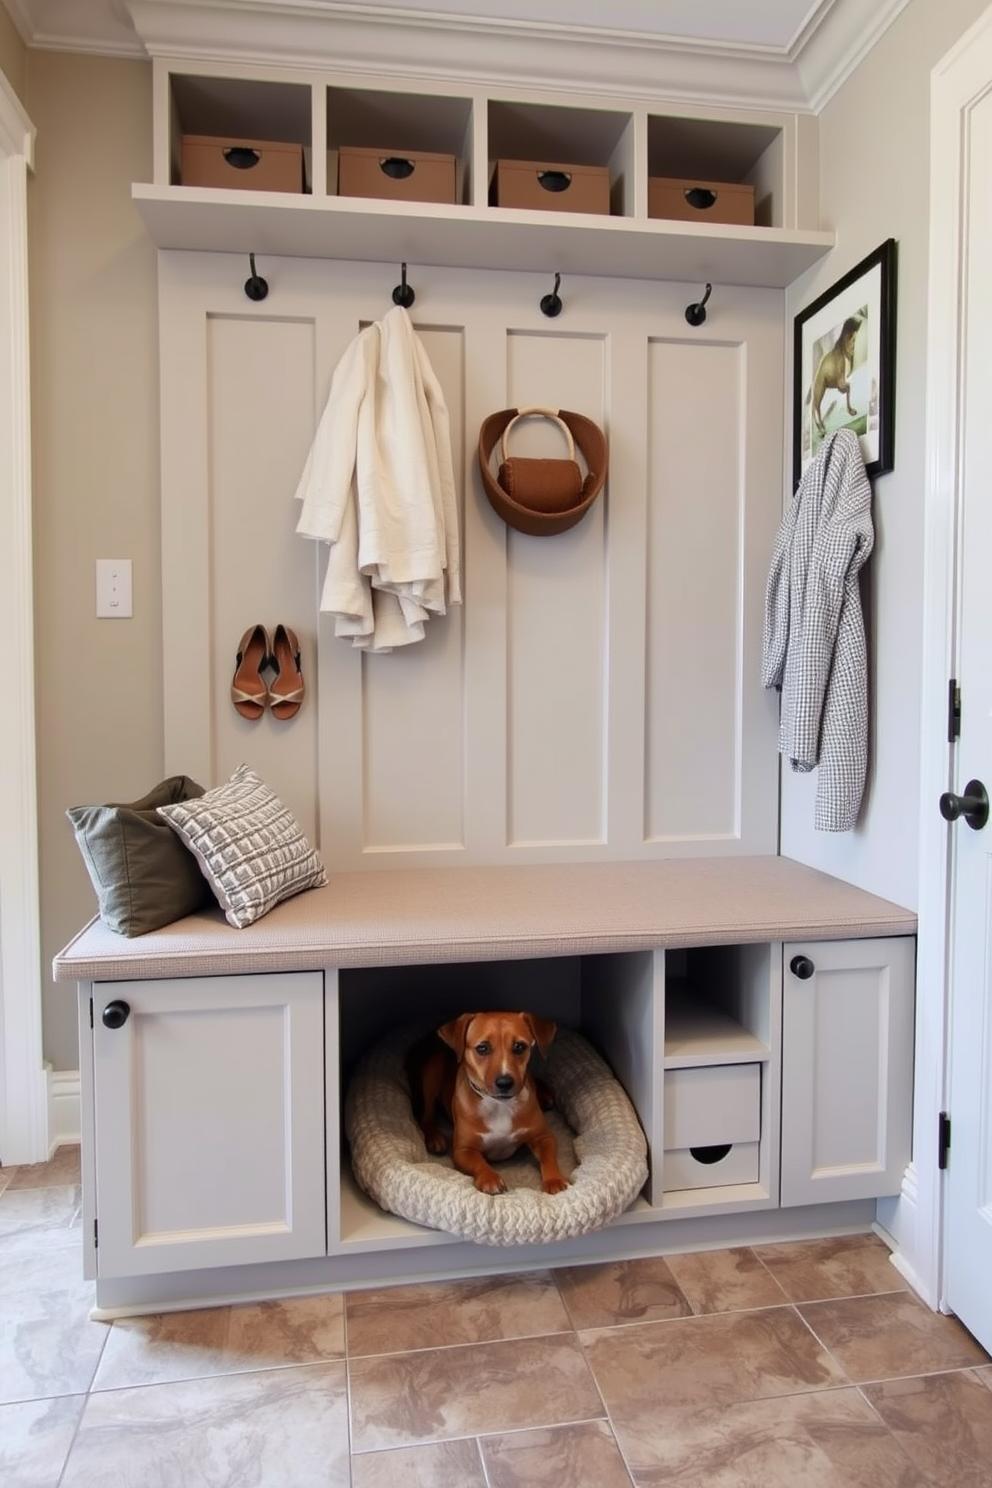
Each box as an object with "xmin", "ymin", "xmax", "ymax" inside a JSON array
[{"xmin": 132, "ymin": 184, "xmax": 834, "ymax": 289}]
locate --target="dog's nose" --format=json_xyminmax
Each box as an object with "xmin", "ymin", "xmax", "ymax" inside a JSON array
[{"xmin": 494, "ymin": 1074, "xmax": 515, "ymax": 1095}]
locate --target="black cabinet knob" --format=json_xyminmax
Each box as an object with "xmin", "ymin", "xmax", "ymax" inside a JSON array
[
  {"xmin": 790, "ymin": 955, "xmax": 815, "ymax": 980},
  {"xmin": 101, "ymin": 999, "xmax": 131, "ymax": 1029}
]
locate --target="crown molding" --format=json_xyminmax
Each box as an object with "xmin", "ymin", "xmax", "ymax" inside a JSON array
[{"xmin": 7, "ymin": 0, "xmax": 908, "ymax": 113}]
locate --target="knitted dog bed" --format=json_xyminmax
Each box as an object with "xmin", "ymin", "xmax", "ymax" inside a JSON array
[{"xmin": 344, "ymin": 1025, "xmax": 649, "ymax": 1247}]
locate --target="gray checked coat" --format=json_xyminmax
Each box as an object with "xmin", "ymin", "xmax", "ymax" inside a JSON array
[{"xmin": 762, "ymin": 429, "xmax": 874, "ymax": 832}]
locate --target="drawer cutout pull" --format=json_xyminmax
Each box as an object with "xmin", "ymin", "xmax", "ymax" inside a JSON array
[
  {"xmin": 684, "ymin": 186, "xmax": 717, "ymax": 210},
  {"xmin": 689, "ymin": 1143, "xmax": 733, "ymax": 1165},
  {"xmin": 222, "ymin": 147, "xmax": 261, "ymax": 171}
]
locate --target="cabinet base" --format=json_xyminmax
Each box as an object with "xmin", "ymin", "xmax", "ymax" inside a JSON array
[{"xmin": 88, "ymin": 1198, "xmax": 881, "ymax": 1319}]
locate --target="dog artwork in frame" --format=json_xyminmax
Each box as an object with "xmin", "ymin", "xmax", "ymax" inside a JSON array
[{"xmin": 793, "ymin": 238, "xmax": 897, "ymax": 487}]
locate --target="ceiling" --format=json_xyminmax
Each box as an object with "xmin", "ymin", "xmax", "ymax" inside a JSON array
[{"xmin": 2, "ymin": 0, "xmax": 909, "ymax": 111}]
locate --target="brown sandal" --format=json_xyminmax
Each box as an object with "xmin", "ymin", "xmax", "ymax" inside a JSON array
[
  {"xmin": 231, "ymin": 624, "xmax": 271, "ymax": 720},
  {"xmin": 269, "ymin": 624, "xmax": 305, "ymax": 720}
]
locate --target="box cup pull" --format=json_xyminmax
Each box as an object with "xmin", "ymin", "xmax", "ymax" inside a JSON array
[
  {"xmin": 380, "ymin": 157, "xmax": 415, "ymax": 180},
  {"xmin": 222, "ymin": 147, "xmax": 261, "ymax": 171},
  {"xmin": 537, "ymin": 170, "xmax": 572, "ymax": 194},
  {"xmin": 684, "ymin": 186, "xmax": 718, "ymax": 211}
]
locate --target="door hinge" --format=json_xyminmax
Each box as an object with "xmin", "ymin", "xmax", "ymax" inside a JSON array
[
  {"xmin": 89, "ymin": 997, "xmax": 94, "ymax": 1030},
  {"xmin": 93, "ymin": 1217, "xmax": 98, "ymax": 1248},
  {"xmin": 938, "ymin": 1111, "xmax": 951, "ymax": 1170},
  {"xmin": 948, "ymin": 679, "xmax": 961, "ymax": 742}
]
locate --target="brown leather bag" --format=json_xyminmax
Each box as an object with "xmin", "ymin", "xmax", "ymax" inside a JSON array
[{"xmin": 497, "ymin": 409, "xmax": 583, "ymax": 514}]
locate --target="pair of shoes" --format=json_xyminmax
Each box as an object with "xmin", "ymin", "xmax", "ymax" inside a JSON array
[{"xmin": 231, "ymin": 624, "xmax": 305, "ymax": 721}]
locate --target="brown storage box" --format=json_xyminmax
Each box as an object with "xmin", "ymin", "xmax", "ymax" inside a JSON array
[
  {"xmin": 337, "ymin": 146, "xmax": 456, "ymax": 204},
  {"xmin": 649, "ymin": 175, "xmax": 754, "ymax": 226},
  {"xmin": 181, "ymin": 135, "xmax": 304, "ymax": 194},
  {"xmin": 492, "ymin": 159, "xmax": 611, "ymax": 216}
]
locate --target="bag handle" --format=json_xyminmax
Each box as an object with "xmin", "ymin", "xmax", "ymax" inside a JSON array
[{"xmin": 500, "ymin": 406, "xmax": 576, "ymax": 465}]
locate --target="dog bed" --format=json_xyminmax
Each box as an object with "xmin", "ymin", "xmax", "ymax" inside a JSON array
[{"xmin": 344, "ymin": 1025, "xmax": 649, "ymax": 1247}]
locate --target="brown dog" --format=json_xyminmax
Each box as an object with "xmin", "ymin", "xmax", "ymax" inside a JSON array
[{"xmin": 410, "ymin": 1011, "xmax": 570, "ymax": 1196}]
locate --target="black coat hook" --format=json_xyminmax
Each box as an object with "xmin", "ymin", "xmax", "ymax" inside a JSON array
[
  {"xmin": 244, "ymin": 253, "xmax": 268, "ymax": 302},
  {"xmin": 540, "ymin": 272, "xmax": 563, "ymax": 318},
  {"xmin": 685, "ymin": 283, "xmax": 712, "ymax": 327},
  {"xmin": 392, "ymin": 262, "xmax": 415, "ymax": 308}
]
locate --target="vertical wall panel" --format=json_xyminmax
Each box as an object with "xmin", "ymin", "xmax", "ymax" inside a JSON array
[
  {"xmin": 206, "ymin": 314, "xmax": 319, "ymax": 841},
  {"xmin": 505, "ymin": 331, "xmax": 607, "ymax": 846},
  {"xmin": 359, "ymin": 325, "xmax": 467, "ymax": 851},
  {"xmin": 645, "ymin": 339, "xmax": 743, "ymax": 841}
]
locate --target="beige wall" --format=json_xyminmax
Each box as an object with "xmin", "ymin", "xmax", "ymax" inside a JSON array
[
  {"xmin": 27, "ymin": 53, "xmax": 161, "ymax": 1069},
  {"xmin": 0, "ymin": 4, "xmax": 25, "ymax": 101},
  {"xmin": 780, "ymin": 0, "xmax": 990, "ymax": 906}
]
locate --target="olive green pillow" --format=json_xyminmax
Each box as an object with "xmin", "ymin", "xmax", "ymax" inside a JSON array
[{"xmin": 67, "ymin": 776, "xmax": 217, "ymax": 937}]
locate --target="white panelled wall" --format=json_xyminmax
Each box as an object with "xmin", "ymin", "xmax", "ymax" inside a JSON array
[{"xmin": 158, "ymin": 253, "xmax": 783, "ymax": 866}]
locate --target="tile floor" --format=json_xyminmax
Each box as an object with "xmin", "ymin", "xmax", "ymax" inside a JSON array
[{"xmin": 2, "ymin": 1146, "xmax": 992, "ymax": 1486}]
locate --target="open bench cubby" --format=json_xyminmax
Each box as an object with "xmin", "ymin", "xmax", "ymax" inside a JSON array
[{"xmin": 332, "ymin": 942, "xmax": 780, "ymax": 1256}]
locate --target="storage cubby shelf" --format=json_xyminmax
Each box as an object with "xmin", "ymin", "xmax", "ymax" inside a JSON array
[
  {"xmin": 664, "ymin": 983, "xmax": 769, "ymax": 1067},
  {"xmin": 131, "ymin": 182, "xmax": 834, "ymax": 289}
]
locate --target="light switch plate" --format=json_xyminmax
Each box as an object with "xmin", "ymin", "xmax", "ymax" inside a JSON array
[{"xmin": 96, "ymin": 559, "xmax": 133, "ymax": 618}]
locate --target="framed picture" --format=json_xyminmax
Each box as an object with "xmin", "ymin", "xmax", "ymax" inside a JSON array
[{"xmin": 793, "ymin": 238, "xmax": 896, "ymax": 488}]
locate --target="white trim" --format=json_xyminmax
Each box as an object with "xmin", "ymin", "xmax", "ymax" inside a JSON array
[
  {"xmin": 897, "ymin": 3, "xmax": 992, "ymax": 1311},
  {"xmin": 47, "ymin": 1068, "xmax": 82, "ymax": 1152},
  {"xmin": 0, "ymin": 68, "xmax": 46, "ymax": 1167}
]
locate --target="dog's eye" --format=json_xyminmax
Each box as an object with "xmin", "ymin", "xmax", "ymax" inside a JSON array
[
  {"xmin": 512, "ymin": 1041, "xmax": 528, "ymax": 1055},
  {"xmin": 474, "ymin": 1041, "xmax": 491, "ymax": 1055}
]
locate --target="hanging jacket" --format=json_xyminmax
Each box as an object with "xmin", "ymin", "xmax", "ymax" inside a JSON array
[
  {"xmin": 294, "ymin": 306, "xmax": 461, "ymax": 652},
  {"xmin": 762, "ymin": 429, "xmax": 875, "ymax": 831}
]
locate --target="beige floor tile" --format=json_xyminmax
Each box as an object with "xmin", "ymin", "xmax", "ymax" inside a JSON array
[
  {"xmin": 612, "ymin": 1386, "xmax": 928, "ymax": 1487},
  {"xmin": 977, "ymin": 1364, "xmax": 992, "ymax": 1393},
  {"xmin": 352, "ymin": 1438, "xmax": 488, "ymax": 1488},
  {"xmin": 0, "ymin": 1395, "xmax": 86, "ymax": 1488},
  {"xmin": 61, "ymin": 1362, "xmax": 350, "ymax": 1488},
  {"xmin": 5, "ymin": 1146, "xmax": 81, "ymax": 1192},
  {"xmin": 581, "ymin": 1306, "xmax": 847, "ymax": 1422},
  {"xmin": 0, "ymin": 1170, "xmax": 11, "ymax": 1197},
  {"xmin": 0, "ymin": 1230, "xmax": 108, "ymax": 1405},
  {"xmin": 665, "ymin": 1246, "xmax": 791, "ymax": 1315},
  {"xmin": 554, "ymin": 1256, "xmax": 692, "ymax": 1330},
  {"xmin": 862, "ymin": 1369, "xmax": 992, "ymax": 1487},
  {"xmin": 94, "ymin": 1293, "xmax": 346, "ymax": 1390},
  {"xmin": 346, "ymin": 1270, "xmax": 570, "ymax": 1356},
  {"xmin": 0, "ymin": 1184, "xmax": 82, "ymax": 1235},
  {"xmin": 481, "ymin": 1419, "xmax": 635, "ymax": 1488},
  {"xmin": 799, "ymin": 1292, "xmax": 990, "ymax": 1382},
  {"xmin": 349, "ymin": 1334, "xmax": 605, "ymax": 1452},
  {"xmin": 753, "ymin": 1233, "xmax": 909, "ymax": 1302}
]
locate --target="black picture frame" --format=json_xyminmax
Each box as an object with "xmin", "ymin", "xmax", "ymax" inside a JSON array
[{"xmin": 793, "ymin": 238, "xmax": 896, "ymax": 488}]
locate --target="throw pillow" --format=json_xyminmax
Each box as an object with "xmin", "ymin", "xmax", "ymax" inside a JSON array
[
  {"xmin": 156, "ymin": 763, "xmax": 327, "ymax": 929},
  {"xmin": 67, "ymin": 776, "xmax": 216, "ymax": 937}
]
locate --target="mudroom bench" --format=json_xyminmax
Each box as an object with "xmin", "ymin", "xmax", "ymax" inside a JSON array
[{"xmin": 53, "ymin": 855, "xmax": 917, "ymax": 1318}]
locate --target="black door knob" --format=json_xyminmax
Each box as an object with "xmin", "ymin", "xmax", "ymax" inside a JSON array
[
  {"xmin": 790, "ymin": 955, "xmax": 815, "ymax": 980},
  {"xmin": 939, "ymin": 779, "xmax": 989, "ymax": 830},
  {"xmin": 101, "ymin": 999, "xmax": 131, "ymax": 1029}
]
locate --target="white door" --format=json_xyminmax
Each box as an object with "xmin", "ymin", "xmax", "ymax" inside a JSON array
[
  {"xmin": 934, "ymin": 10, "xmax": 992, "ymax": 1356},
  {"xmin": 92, "ymin": 973, "xmax": 326, "ymax": 1277}
]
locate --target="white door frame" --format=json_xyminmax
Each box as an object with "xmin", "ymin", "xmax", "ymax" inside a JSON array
[
  {"xmin": 902, "ymin": 4, "xmax": 992, "ymax": 1310},
  {"xmin": 0, "ymin": 67, "xmax": 47, "ymax": 1167}
]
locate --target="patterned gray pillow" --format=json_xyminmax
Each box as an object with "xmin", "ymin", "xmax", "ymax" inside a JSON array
[{"xmin": 157, "ymin": 764, "xmax": 326, "ymax": 928}]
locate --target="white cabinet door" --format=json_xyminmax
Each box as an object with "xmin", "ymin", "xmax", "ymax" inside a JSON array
[
  {"xmin": 780, "ymin": 938, "xmax": 915, "ymax": 1207},
  {"xmin": 91, "ymin": 973, "xmax": 326, "ymax": 1277}
]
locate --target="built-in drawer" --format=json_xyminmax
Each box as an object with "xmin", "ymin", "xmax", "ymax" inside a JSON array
[{"xmin": 663, "ymin": 1063, "xmax": 760, "ymax": 1191}]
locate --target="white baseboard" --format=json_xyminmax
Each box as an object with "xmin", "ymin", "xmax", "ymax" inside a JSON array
[{"xmin": 46, "ymin": 1068, "xmax": 80, "ymax": 1153}]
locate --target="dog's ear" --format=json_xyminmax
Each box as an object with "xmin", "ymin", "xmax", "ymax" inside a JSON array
[
  {"xmin": 438, "ymin": 1013, "xmax": 475, "ymax": 1056},
  {"xmin": 523, "ymin": 1013, "xmax": 557, "ymax": 1058}
]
